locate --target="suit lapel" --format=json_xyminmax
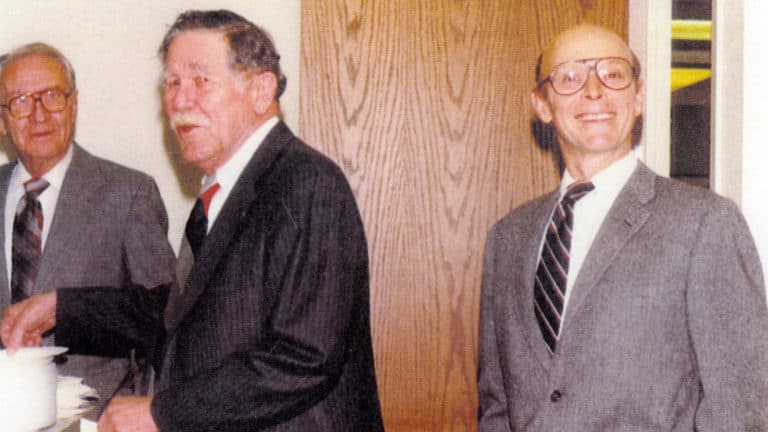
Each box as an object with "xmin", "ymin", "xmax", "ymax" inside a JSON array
[
  {"xmin": 562, "ymin": 163, "xmax": 655, "ymax": 328},
  {"xmin": 505, "ymin": 191, "xmax": 561, "ymax": 368},
  {"xmin": 34, "ymin": 145, "xmax": 102, "ymax": 295},
  {"xmin": 167, "ymin": 122, "xmax": 293, "ymax": 333},
  {"xmin": 0, "ymin": 164, "xmax": 12, "ymax": 312}
]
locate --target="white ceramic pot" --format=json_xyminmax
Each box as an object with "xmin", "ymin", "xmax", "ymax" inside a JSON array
[{"xmin": 0, "ymin": 347, "xmax": 67, "ymax": 430}]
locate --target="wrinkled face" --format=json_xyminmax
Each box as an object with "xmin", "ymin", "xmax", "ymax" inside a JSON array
[
  {"xmin": 163, "ymin": 30, "xmax": 256, "ymax": 174},
  {"xmin": 532, "ymin": 25, "xmax": 643, "ymax": 165},
  {"xmin": 0, "ymin": 54, "xmax": 77, "ymax": 175}
]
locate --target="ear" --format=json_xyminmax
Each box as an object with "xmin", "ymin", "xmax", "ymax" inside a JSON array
[
  {"xmin": 0, "ymin": 91, "xmax": 7, "ymax": 135},
  {"xmin": 633, "ymin": 78, "xmax": 644, "ymax": 117},
  {"xmin": 531, "ymin": 88, "xmax": 553, "ymax": 124},
  {"xmin": 69, "ymin": 90, "xmax": 79, "ymax": 122},
  {"xmin": 70, "ymin": 89, "xmax": 79, "ymax": 111},
  {"xmin": 0, "ymin": 102, "xmax": 8, "ymax": 135},
  {"xmin": 248, "ymin": 72, "xmax": 278, "ymax": 115}
]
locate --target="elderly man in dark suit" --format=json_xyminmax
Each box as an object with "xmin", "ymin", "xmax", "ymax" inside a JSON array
[
  {"xmin": 2, "ymin": 10, "xmax": 383, "ymax": 432},
  {"xmin": 0, "ymin": 43, "xmax": 176, "ymax": 422},
  {"xmin": 477, "ymin": 24, "xmax": 768, "ymax": 430}
]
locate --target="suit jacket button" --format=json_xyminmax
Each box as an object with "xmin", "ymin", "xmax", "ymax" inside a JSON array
[{"xmin": 550, "ymin": 390, "xmax": 562, "ymax": 402}]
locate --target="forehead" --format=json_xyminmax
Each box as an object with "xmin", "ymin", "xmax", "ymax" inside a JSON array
[
  {"xmin": 165, "ymin": 30, "xmax": 232, "ymax": 74},
  {"xmin": 1, "ymin": 54, "xmax": 69, "ymax": 95},
  {"xmin": 543, "ymin": 26, "xmax": 632, "ymax": 73}
]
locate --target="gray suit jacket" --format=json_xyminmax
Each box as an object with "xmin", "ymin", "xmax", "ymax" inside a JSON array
[
  {"xmin": 478, "ymin": 162, "xmax": 768, "ymax": 431},
  {"xmin": 0, "ymin": 144, "xmax": 176, "ymax": 417}
]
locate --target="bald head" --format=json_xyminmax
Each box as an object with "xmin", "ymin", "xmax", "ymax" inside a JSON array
[{"xmin": 537, "ymin": 24, "xmax": 639, "ymax": 84}]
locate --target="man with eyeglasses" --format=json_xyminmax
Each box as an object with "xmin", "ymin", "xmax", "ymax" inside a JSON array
[
  {"xmin": 0, "ymin": 43, "xmax": 175, "ymax": 424},
  {"xmin": 477, "ymin": 24, "xmax": 768, "ymax": 431}
]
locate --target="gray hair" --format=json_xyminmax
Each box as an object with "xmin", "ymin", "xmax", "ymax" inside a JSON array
[
  {"xmin": 0, "ymin": 42, "xmax": 77, "ymax": 91},
  {"xmin": 159, "ymin": 9, "xmax": 287, "ymax": 98}
]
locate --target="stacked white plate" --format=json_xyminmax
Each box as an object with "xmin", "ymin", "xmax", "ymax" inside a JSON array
[{"xmin": 56, "ymin": 375, "xmax": 98, "ymax": 420}]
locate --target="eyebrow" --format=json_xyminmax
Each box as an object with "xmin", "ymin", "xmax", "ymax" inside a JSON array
[
  {"xmin": 162, "ymin": 62, "xmax": 212, "ymax": 79},
  {"xmin": 189, "ymin": 62, "xmax": 212, "ymax": 74},
  {"xmin": 5, "ymin": 86, "xmax": 67, "ymax": 98}
]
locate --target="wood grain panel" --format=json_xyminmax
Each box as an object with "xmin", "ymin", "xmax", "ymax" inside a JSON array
[{"xmin": 301, "ymin": 1, "xmax": 627, "ymax": 430}]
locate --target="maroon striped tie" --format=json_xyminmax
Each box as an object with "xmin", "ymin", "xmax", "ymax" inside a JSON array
[
  {"xmin": 11, "ymin": 177, "xmax": 50, "ymax": 303},
  {"xmin": 533, "ymin": 180, "xmax": 594, "ymax": 353}
]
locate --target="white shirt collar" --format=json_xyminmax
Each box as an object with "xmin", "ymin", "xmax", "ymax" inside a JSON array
[
  {"xmin": 11, "ymin": 143, "xmax": 74, "ymax": 191},
  {"xmin": 560, "ymin": 150, "xmax": 638, "ymax": 199},
  {"xmin": 202, "ymin": 116, "xmax": 279, "ymax": 194}
]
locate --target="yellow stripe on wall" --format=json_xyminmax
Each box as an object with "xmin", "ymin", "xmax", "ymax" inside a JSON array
[
  {"xmin": 672, "ymin": 20, "xmax": 712, "ymax": 41},
  {"xmin": 671, "ymin": 68, "xmax": 711, "ymax": 91}
]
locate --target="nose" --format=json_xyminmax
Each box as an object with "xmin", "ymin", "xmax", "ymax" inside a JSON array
[
  {"xmin": 582, "ymin": 69, "xmax": 604, "ymax": 99},
  {"xmin": 167, "ymin": 80, "xmax": 195, "ymax": 112},
  {"xmin": 31, "ymin": 98, "xmax": 49, "ymax": 122}
]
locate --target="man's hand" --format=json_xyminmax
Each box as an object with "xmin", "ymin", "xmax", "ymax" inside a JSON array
[
  {"xmin": 98, "ymin": 396, "xmax": 158, "ymax": 432},
  {"xmin": 1, "ymin": 291, "xmax": 56, "ymax": 352}
]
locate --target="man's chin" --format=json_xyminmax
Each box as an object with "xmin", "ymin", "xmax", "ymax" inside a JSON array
[{"xmin": 180, "ymin": 147, "xmax": 214, "ymax": 169}]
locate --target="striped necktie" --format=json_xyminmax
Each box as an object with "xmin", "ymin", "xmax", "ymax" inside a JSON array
[
  {"xmin": 533, "ymin": 180, "xmax": 594, "ymax": 354},
  {"xmin": 11, "ymin": 177, "xmax": 50, "ymax": 303}
]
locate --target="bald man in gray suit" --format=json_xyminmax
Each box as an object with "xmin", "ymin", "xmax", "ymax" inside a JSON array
[
  {"xmin": 0, "ymin": 42, "xmax": 175, "ymax": 423},
  {"xmin": 477, "ymin": 24, "xmax": 768, "ymax": 430}
]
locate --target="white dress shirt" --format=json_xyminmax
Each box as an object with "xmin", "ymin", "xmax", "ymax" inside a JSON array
[
  {"xmin": 202, "ymin": 116, "xmax": 279, "ymax": 231},
  {"xmin": 557, "ymin": 150, "xmax": 638, "ymax": 322},
  {"xmin": 4, "ymin": 144, "xmax": 74, "ymax": 285}
]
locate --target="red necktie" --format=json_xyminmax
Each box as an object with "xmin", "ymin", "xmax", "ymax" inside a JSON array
[
  {"xmin": 184, "ymin": 182, "xmax": 220, "ymax": 259},
  {"xmin": 200, "ymin": 183, "xmax": 220, "ymax": 217}
]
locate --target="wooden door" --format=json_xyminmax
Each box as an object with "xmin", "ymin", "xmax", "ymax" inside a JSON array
[{"xmin": 300, "ymin": 1, "xmax": 627, "ymax": 430}]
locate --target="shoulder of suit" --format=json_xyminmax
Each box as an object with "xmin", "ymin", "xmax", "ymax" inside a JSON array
[
  {"xmin": 0, "ymin": 161, "xmax": 14, "ymax": 177},
  {"xmin": 490, "ymin": 190, "xmax": 557, "ymax": 237},
  {"xmin": 650, "ymin": 172, "xmax": 737, "ymax": 214},
  {"xmin": 72, "ymin": 145, "xmax": 156, "ymax": 187},
  {"xmin": 273, "ymin": 134, "xmax": 351, "ymax": 187}
]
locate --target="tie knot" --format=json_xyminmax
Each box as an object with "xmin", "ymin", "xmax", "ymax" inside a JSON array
[
  {"xmin": 24, "ymin": 178, "xmax": 50, "ymax": 198},
  {"xmin": 563, "ymin": 180, "xmax": 594, "ymax": 204},
  {"xmin": 200, "ymin": 182, "xmax": 221, "ymax": 216}
]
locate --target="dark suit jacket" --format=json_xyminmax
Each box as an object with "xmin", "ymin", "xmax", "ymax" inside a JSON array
[
  {"xmin": 478, "ymin": 162, "xmax": 768, "ymax": 431},
  {"xmin": 58, "ymin": 123, "xmax": 384, "ymax": 431},
  {"xmin": 0, "ymin": 144, "xmax": 176, "ymax": 416}
]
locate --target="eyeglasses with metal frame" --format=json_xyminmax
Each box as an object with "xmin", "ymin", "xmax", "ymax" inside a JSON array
[
  {"xmin": 0, "ymin": 88, "xmax": 73, "ymax": 119},
  {"xmin": 537, "ymin": 57, "xmax": 638, "ymax": 96}
]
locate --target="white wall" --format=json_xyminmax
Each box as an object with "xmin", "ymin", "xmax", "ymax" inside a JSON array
[
  {"xmin": 0, "ymin": 0, "xmax": 301, "ymax": 251},
  {"xmin": 629, "ymin": 0, "xmax": 671, "ymax": 176},
  {"xmin": 741, "ymin": 0, "xmax": 768, "ymax": 277}
]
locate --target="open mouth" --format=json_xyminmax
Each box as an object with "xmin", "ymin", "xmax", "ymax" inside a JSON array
[
  {"xmin": 175, "ymin": 124, "xmax": 199, "ymax": 135},
  {"xmin": 174, "ymin": 120, "xmax": 208, "ymax": 138},
  {"xmin": 576, "ymin": 112, "xmax": 614, "ymax": 121}
]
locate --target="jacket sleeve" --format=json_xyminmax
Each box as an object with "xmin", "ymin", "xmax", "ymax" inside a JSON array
[
  {"xmin": 121, "ymin": 176, "xmax": 177, "ymax": 290},
  {"xmin": 478, "ymin": 229, "xmax": 514, "ymax": 432},
  {"xmin": 687, "ymin": 199, "xmax": 768, "ymax": 430},
  {"xmin": 55, "ymin": 283, "xmax": 169, "ymax": 358}
]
